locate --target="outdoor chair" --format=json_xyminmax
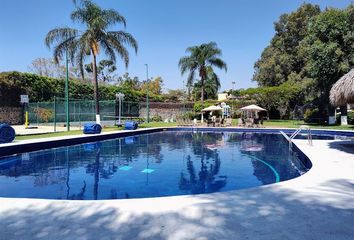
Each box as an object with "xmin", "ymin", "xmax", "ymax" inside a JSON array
[
  {"xmin": 245, "ymin": 118, "xmax": 254, "ymax": 128},
  {"xmin": 176, "ymin": 118, "xmax": 185, "ymax": 126},
  {"xmin": 225, "ymin": 118, "xmax": 232, "ymax": 127},
  {"xmin": 215, "ymin": 118, "xmax": 221, "ymax": 127},
  {"xmin": 185, "ymin": 118, "xmax": 193, "ymax": 126},
  {"xmin": 254, "ymin": 118, "xmax": 261, "ymax": 128},
  {"xmin": 237, "ymin": 118, "xmax": 245, "ymax": 127},
  {"xmin": 206, "ymin": 118, "xmax": 213, "ymax": 127},
  {"xmin": 220, "ymin": 118, "xmax": 225, "ymax": 127}
]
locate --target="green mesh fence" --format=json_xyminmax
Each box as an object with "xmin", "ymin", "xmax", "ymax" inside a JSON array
[{"xmin": 28, "ymin": 99, "xmax": 140, "ymax": 124}]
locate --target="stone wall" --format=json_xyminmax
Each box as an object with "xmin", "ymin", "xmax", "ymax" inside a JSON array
[
  {"xmin": 139, "ymin": 102, "xmax": 194, "ymax": 121},
  {"xmin": 0, "ymin": 107, "xmax": 22, "ymax": 125}
]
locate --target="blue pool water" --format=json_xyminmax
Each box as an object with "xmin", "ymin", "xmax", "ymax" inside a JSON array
[{"xmin": 0, "ymin": 131, "xmax": 310, "ymax": 200}]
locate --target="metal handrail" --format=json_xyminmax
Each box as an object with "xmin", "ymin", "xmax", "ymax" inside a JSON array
[{"xmin": 281, "ymin": 125, "xmax": 313, "ymax": 146}]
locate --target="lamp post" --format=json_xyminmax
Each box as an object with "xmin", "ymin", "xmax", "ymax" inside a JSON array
[
  {"xmin": 145, "ymin": 64, "xmax": 150, "ymax": 123},
  {"xmin": 116, "ymin": 92, "xmax": 125, "ymax": 126},
  {"xmin": 232, "ymin": 81, "xmax": 235, "ymax": 92},
  {"xmin": 65, "ymin": 50, "xmax": 70, "ymax": 131}
]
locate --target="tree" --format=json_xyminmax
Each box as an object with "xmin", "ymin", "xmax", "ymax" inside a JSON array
[
  {"xmin": 304, "ymin": 6, "xmax": 354, "ymax": 122},
  {"xmin": 85, "ymin": 60, "xmax": 117, "ymax": 82},
  {"xmin": 253, "ymin": 3, "xmax": 321, "ymax": 86},
  {"xmin": 45, "ymin": 0, "xmax": 138, "ymax": 123},
  {"xmin": 28, "ymin": 57, "xmax": 81, "ymax": 79},
  {"xmin": 141, "ymin": 76, "xmax": 164, "ymax": 95},
  {"xmin": 117, "ymin": 72, "xmax": 141, "ymax": 91},
  {"xmin": 163, "ymin": 89, "xmax": 186, "ymax": 102},
  {"xmin": 179, "ymin": 42, "xmax": 227, "ymax": 111},
  {"xmin": 192, "ymin": 66, "xmax": 221, "ymax": 101}
]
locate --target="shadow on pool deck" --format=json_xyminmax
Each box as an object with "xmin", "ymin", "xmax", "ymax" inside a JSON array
[
  {"xmin": 0, "ymin": 178, "xmax": 353, "ymax": 240},
  {"xmin": 328, "ymin": 139, "xmax": 354, "ymax": 154}
]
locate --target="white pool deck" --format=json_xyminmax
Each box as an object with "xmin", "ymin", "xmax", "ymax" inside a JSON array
[{"xmin": 0, "ymin": 130, "xmax": 354, "ymax": 240}]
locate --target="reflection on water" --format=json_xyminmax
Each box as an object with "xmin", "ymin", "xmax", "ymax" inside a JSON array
[{"xmin": 0, "ymin": 131, "xmax": 309, "ymax": 200}]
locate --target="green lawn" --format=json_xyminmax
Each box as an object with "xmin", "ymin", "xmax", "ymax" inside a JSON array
[
  {"xmin": 15, "ymin": 122, "xmax": 177, "ymax": 141},
  {"xmin": 263, "ymin": 119, "xmax": 354, "ymax": 130}
]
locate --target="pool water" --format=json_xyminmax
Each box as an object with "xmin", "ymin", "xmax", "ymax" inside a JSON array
[{"xmin": 0, "ymin": 131, "xmax": 309, "ymax": 200}]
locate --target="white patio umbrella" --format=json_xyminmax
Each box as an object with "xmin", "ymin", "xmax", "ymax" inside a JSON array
[
  {"xmin": 201, "ymin": 105, "xmax": 223, "ymax": 112},
  {"xmin": 240, "ymin": 104, "xmax": 267, "ymax": 120},
  {"xmin": 240, "ymin": 104, "xmax": 266, "ymax": 111},
  {"xmin": 200, "ymin": 105, "xmax": 222, "ymax": 123}
]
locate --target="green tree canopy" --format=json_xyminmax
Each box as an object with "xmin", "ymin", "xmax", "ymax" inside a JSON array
[
  {"xmin": 305, "ymin": 6, "xmax": 354, "ymax": 110},
  {"xmin": 85, "ymin": 60, "xmax": 117, "ymax": 82},
  {"xmin": 253, "ymin": 3, "xmax": 320, "ymax": 87}
]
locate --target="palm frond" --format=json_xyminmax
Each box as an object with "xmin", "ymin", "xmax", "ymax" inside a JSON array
[
  {"xmin": 100, "ymin": 39, "xmax": 117, "ymax": 63},
  {"xmin": 107, "ymin": 31, "xmax": 138, "ymax": 54},
  {"xmin": 71, "ymin": 8, "xmax": 87, "ymax": 24},
  {"xmin": 52, "ymin": 37, "xmax": 77, "ymax": 63},
  {"xmin": 106, "ymin": 35, "xmax": 130, "ymax": 68},
  {"xmin": 179, "ymin": 57, "xmax": 198, "ymax": 75},
  {"xmin": 208, "ymin": 58, "xmax": 228, "ymax": 71},
  {"xmin": 45, "ymin": 28, "xmax": 78, "ymax": 48},
  {"xmin": 102, "ymin": 9, "xmax": 126, "ymax": 28},
  {"xmin": 187, "ymin": 71, "xmax": 196, "ymax": 86}
]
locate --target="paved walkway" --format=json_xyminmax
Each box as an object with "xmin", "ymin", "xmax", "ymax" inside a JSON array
[
  {"xmin": 0, "ymin": 139, "xmax": 353, "ymax": 239},
  {"xmin": 12, "ymin": 125, "xmax": 81, "ymax": 135}
]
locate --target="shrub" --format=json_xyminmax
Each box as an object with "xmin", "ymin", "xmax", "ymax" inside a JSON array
[
  {"xmin": 304, "ymin": 108, "xmax": 320, "ymax": 123},
  {"xmin": 348, "ymin": 111, "xmax": 354, "ymax": 124},
  {"xmin": 179, "ymin": 111, "xmax": 198, "ymax": 120},
  {"xmin": 34, "ymin": 108, "xmax": 53, "ymax": 123},
  {"xmin": 151, "ymin": 115, "xmax": 163, "ymax": 122}
]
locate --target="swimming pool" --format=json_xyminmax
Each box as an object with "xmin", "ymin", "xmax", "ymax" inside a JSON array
[{"xmin": 0, "ymin": 130, "xmax": 311, "ymax": 200}]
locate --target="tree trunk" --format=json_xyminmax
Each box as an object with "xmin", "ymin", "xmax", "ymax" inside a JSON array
[
  {"xmin": 92, "ymin": 54, "xmax": 100, "ymax": 123},
  {"xmin": 201, "ymin": 78, "xmax": 205, "ymax": 107},
  {"xmin": 201, "ymin": 77, "xmax": 205, "ymax": 123}
]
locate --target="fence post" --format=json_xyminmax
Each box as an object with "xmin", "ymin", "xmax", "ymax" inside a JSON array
[
  {"xmin": 78, "ymin": 102, "xmax": 81, "ymax": 129},
  {"xmin": 36, "ymin": 102, "xmax": 39, "ymax": 126},
  {"xmin": 54, "ymin": 96, "xmax": 57, "ymax": 132}
]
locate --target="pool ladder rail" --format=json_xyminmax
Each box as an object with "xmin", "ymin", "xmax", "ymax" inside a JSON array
[{"xmin": 280, "ymin": 125, "xmax": 313, "ymax": 146}]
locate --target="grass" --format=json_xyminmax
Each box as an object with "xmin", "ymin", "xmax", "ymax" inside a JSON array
[
  {"xmin": 15, "ymin": 122, "xmax": 177, "ymax": 141},
  {"xmin": 14, "ymin": 119, "xmax": 354, "ymax": 141},
  {"xmin": 263, "ymin": 119, "xmax": 354, "ymax": 130},
  {"xmin": 232, "ymin": 118, "xmax": 354, "ymax": 130}
]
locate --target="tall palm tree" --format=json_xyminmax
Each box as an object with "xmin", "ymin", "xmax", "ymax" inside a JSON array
[
  {"xmin": 193, "ymin": 66, "xmax": 221, "ymax": 100},
  {"xmin": 45, "ymin": 0, "xmax": 138, "ymax": 123},
  {"xmin": 179, "ymin": 42, "xmax": 227, "ymax": 109}
]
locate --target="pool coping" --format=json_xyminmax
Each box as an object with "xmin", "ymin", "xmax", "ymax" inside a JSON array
[
  {"xmin": 0, "ymin": 128, "xmax": 354, "ymax": 239},
  {"xmin": 1, "ymin": 126, "xmax": 354, "ymax": 158}
]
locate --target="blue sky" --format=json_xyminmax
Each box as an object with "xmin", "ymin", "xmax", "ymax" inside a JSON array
[{"xmin": 0, "ymin": 0, "xmax": 352, "ymax": 92}]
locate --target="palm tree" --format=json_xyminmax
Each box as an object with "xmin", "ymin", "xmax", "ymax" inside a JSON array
[
  {"xmin": 193, "ymin": 66, "xmax": 221, "ymax": 100},
  {"xmin": 179, "ymin": 42, "xmax": 227, "ymax": 109},
  {"xmin": 45, "ymin": 0, "xmax": 138, "ymax": 123}
]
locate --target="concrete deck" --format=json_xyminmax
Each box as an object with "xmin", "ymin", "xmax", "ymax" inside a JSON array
[
  {"xmin": 13, "ymin": 125, "xmax": 81, "ymax": 135},
  {"xmin": 0, "ymin": 138, "xmax": 354, "ymax": 239}
]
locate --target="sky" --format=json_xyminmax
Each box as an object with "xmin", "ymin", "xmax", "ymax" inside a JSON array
[{"xmin": 0, "ymin": 0, "xmax": 353, "ymax": 92}]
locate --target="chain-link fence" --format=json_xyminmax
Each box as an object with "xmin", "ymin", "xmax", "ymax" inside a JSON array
[{"xmin": 28, "ymin": 98, "xmax": 140, "ymax": 125}]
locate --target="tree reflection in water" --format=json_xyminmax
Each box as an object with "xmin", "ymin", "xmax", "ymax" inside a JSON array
[{"xmin": 179, "ymin": 132, "xmax": 227, "ymax": 194}]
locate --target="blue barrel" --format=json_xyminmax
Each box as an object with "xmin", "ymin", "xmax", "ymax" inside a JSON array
[
  {"xmin": 0, "ymin": 124, "xmax": 15, "ymax": 144},
  {"xmin": 124, "ymin": 121, "xmax": 138, "ymax": 130},
  {"xmin": 83, "ymin": 123, "xmax": 102, "ymax": 134}
]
